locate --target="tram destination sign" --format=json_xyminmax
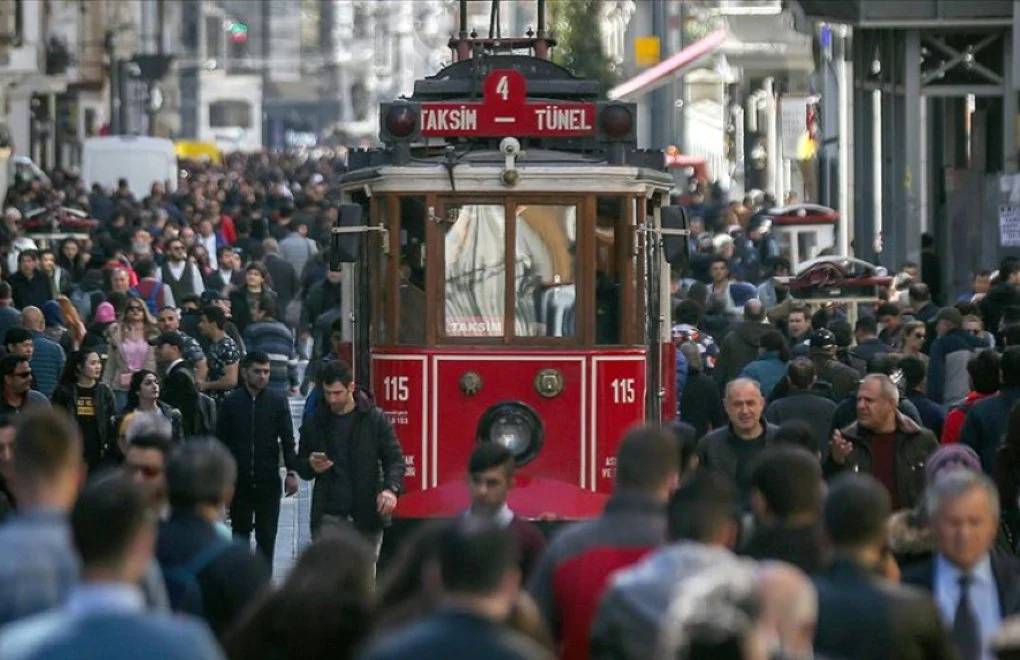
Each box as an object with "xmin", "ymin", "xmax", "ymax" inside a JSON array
[{"xmin": 419, "ymin": 69, "xmax": 596, "ymax": 138}]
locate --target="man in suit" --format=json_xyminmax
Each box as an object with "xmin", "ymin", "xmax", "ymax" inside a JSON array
[
  {"xmin": 903, "ymin": 469, "xmax": 1020, "ymax": 660},
  {"xmin": 814, "ymin": 473, "xmax": 955, "ymax": 660},
  {"xmin": 151, "ymin": 332, "xmax": 199, "ymax": 436},
  {"xmin": 0, "ymin": 474, "xmax": 221, "ymax": 660}
]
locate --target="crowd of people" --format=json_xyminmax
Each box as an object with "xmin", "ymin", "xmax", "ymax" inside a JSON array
[{"xmin": 8, "ymin": 156, "xmax": 1020, "ymax": 660}]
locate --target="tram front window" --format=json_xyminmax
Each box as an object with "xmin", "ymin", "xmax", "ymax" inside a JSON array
[
  {"xmin": 444, "ymin": 204, "xmax": 506, "ymax": 337},
  {"xmin": 514, "ymin": 205, "xmax": 576, "ymax": 337}
]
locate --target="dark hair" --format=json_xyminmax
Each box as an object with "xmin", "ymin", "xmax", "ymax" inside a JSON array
[
  {"xmin": 180, "ymin": 293, "xmax": 201, "ymax": 308},
  {"xmin": 241, "ymin": 351, "xmax": 271, "ymax": 369},
  {"xmin": 759, "ymin": 330, "xmax": 790, "ymax": 362},
  {"xmin": 201, "ymin": 304, "xmax": 226, "ymax": 329},
  {"xmin": 1004, "ymin": 347, "xmax": 1020, "ymax": 388},
  {"xmin": 4, "ymin": 327, "xmax": 31, "ymax": 347},
  {"xmin": 667, "ymin": 471, "xmax": 737, "ymax": 542},
  {"xmin": 469, "ymin": 443, "xmax": 514, "ymax": 476},
  {"xmin": 709, "ymin": 256, "xmax": 729, "ymax": 270},
  {"xmin": 216, "ymin": 245, "xmax": 233, "ymax": 259},
  {"xmin": 0, "ymin": 353, "xmax": 28, "ymax": 379},
  {"xmin": 377, "ymin": 521, "xmax": 446, "ymax": 621},
  {"xmin": 245, "ymin": 261, "xmax": 268, "ymax": 279},
  {"xmin": 824, "ymin": 473, "xmax": 891, "ymax": 549},
  {"xmin": 438, "ymin": 518, "xmax": 518, "ymax": 595},
  {"xmin": 17, "ymin": 249, "xmax": 39, "ymax": 263},
  {"xmin": 867, "ymin": 353, "xmax": 900, "ymax": 376},
  {"xmin": 59, "ymin": 350, "xmax": 100, "ymax": 386},
  {"xmin": 771, "ymin": 420, "xmax": 818, "ymax": 455},
  {"xmin": 0, "ymin": 282, "xmax": 11, "ymax": 299},
  {"xmin": 223, "ymin": 526, "xmax": 375, "ymax": 660},
  {"xmin": 128, "ymin": 432, "xmax": 173, "ymax": 457},
  {"xmin": 908, "ymin": 283, "xmax": 930, "ymax": 303},
  {"xmin": 134, "ymin": 258, "xmax": 155, "ymax": 279},
  {"xmin": 828, "ymin": 319, "xmax": 853, "ymax": 347},
  {"xmin": 615, "ymin": 425, "xmax": 680, "ymax": 492},
  {"xmin": 72, "ymin": 472, "xmax": 152, "ymax": 568},
  {"xmin": 875, "ymin": 303, "xmax": 900, "ymax": 319},
  {"xmin": 898, "ymin": 355, "xmax": 927, "ymax": 392},
  {"xmin": 674, "ymin": 300, "xmax": 703, "ymax": 326},
  {"xmin": 855, "ymin": 315, "xmax": 878, "ymax": 336},
  {"xmin": 13, "ymin": 408, "xmax": 82, "ymax": 483},
  {"xmin": 810, "ymin": 307, "xmax": 829, "ymax": 331},
  {"xmin": 969, "ymin": 350, "xmax": 1001, "ymax": 395},
  {"xmin": 166, "ymin": 438, "xmax": 237, "ymax": 510},
  {"xmin": 318, "ymin": 360, "xmax": 354, "ymax": 388},
  {"xmin": 750, "ymin": 447, "xmax": 822, "ymax": 521},
  {"xmin": 787, "ymin": 358, "xmax": 816, "ymax": 390},
  {"xmin": 126, "ymin": 369, "xmax": 158, "ymax": 411}
]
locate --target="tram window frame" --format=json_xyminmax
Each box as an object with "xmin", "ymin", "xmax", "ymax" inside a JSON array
[
  {"xmin": 593, "ymin": 195, "xmax": 636, "ymax": 346},
  {"xmin": 429, "ymin": 194, "xmax": 590, "ymax": 347}
]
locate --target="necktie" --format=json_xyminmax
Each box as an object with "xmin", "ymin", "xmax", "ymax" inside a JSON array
[{"xmin": 953, "ymin": 574, "xmax": 982, "ymax": 660}]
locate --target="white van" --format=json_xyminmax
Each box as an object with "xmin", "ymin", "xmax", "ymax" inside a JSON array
[{"xmin": 81, "ymin": 136, "xmax": 178, "ymax": 199}]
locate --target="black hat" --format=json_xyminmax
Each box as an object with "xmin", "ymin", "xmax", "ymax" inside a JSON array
[
  {"xmin": 809, "ymin": 328, "xmax": 837, "ymax": 350},
  {"xmin": 149, "ymin": 331, "xmax": 184, "ymax": 348}
]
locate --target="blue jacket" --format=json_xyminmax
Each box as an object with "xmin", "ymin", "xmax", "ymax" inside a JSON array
[
  {"xmin": 29, "ymin": 333, "xmax": 65, "ymax": 398},
  {"xmin": 928, "ymin": 329, "xmax": 986, "ymax": 404},
  {"xmin": 739, "ymin": 352, "xmax": 787, "ymax": 399},
  {"xmin": 962, "ymin": 385, "xmax": 1020, "ymax": 473},
  {"xmin": 242, "ymin": 320, "xmax": 297, "ymax": 394}
]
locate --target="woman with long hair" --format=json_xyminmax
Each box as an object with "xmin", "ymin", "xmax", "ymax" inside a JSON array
[
  {"xmin": 56, "ymin": 294, "xmax": 87, "ymax": 351},
  {"xmin": 52, "ymin": 350, "xmax": 117, "ymax": 473},
  {"xmin": 122, "ymin": 369, "xmax": 182, "ymax": 443},
  {"xmin": 900, "ymin": 320, "xmax": 929, "ymax": 368},
  {"xmin": 102, "ymin": 298, "xmax": 158, "ymax": 411},
  {"xmin": 224, "ymin": 526, "xmax": 376, "ymax": 660},
  {"xmin": 57, "ymin": 237, "xmax": 88, "ymax": 282}
]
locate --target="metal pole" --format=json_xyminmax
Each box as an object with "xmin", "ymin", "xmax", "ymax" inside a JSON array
[{"xmin": 837, "ymin": 25, "xmax": 853, "ymax": 255}]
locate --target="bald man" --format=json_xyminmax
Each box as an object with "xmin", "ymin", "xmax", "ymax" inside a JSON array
[
  {"xmin": 698, "ymin": 378, "xmax": 778, "ymax": 503},
  {"xmin": 20, "ymin": 306, "xmax": 64, "ymax": 397},
  {"xmin": 757, "ymin": 562, "xmax": 818, "ymax": 658}
]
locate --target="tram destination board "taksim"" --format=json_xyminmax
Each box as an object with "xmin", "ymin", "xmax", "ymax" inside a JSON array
[{"xmin": 419, "ymin": 69, "xmax": 596, "ymax": 138}]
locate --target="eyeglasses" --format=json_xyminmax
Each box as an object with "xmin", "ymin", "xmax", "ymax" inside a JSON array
[{"xmin": 127, "ymin": 306, "xmax": 144, "ymax": 313}]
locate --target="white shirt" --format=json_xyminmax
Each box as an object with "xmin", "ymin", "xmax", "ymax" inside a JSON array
[
  {"xmin": 157, "ymin": 259, "xmax": 205, "ymax": 296},
  {"xmin": 464, "ymin": 503, "xmax": 514, "ymax": 529},
  {"xmin": 199, "ymin": 233, "xmax": 217, "ymax": 262},
  {"xmin": 934, "ymin": 553, "xmax": 1002, "ymax": 660}
]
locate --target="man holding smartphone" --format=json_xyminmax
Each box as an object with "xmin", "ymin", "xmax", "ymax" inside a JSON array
[{"xmin": 296, "ymin": 359, "xmax": 404, "ymax": 553}]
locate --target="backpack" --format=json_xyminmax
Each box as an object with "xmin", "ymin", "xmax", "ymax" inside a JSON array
[{"xmin": 162, "ymin": 539, "xmax": 232, "ymax": 617}]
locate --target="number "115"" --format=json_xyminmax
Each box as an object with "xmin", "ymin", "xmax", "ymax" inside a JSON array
[{"xmin": 610, "ymin": 378, "xmax": 635, "ymax": 404}]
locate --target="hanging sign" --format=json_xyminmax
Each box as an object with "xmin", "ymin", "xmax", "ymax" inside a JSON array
[{"xmin": 419, "ymin": 69, "xmax": 597, "ymax": 138}]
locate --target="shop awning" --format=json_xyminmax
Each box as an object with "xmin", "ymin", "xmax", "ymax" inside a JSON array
[{"xmin": 607, "ymin": 30, "xmax": 728, "ymax": 101}]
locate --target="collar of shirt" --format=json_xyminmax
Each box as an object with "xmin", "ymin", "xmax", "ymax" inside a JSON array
[
  {"xmin": 166, "ymin": 358, "xmax": 185, "ymax": 373},
  {"xmin": 934, "ymin": 552, "xmax": 1001, "ymax": 660},
  {"xmin": 464, "ymin": 503, "xmax": 514, "ymax": 528},
  {"xmin": 66, "ymin": 582, "xmax": 145, "ymax": 617}
]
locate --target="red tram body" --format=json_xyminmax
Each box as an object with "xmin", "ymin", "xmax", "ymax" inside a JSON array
[{"xmin": 334, "ymin": 29, "xmax": 685, "ymax": 523}]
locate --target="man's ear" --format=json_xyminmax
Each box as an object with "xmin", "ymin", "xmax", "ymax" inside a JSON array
[{"xmin": 750, "ymin": 489, "xmax": 768, "ymax": 521}]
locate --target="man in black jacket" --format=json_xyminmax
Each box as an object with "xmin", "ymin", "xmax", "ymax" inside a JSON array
[
  {"xmin": 217, "ymin": 351, "xmax": 298, "ymax": 563},
  {"xmin": 814, "ymin": 473, "xmax": 955, "ymax": 660},
  {"xmin": 152, "ymin": 332, "xmax": 199, "ymax": 436},
  {"xmin": 296, "ymin": 359, "xmax": 404, "ymax": 550}
]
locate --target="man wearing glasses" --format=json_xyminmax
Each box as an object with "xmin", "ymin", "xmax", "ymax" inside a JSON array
[
  {"xmin": 0, "ymin": 355, "xmax": 49, "ymax": 416},
  {"xmin": 155, "ymin": 239, "xmax": 205, "ymax": 305}
]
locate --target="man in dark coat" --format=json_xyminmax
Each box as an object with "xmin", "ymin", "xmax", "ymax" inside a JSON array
[
  {"xmin": 218, "ymin": 352, "xmax": 298, "ymax": 564},
  {"xmin": 260, "ymin": 238, "xmax": 299, "ymax": 314},
  {"xmin": 362, "ymin": 520, "xmax": 553, "ymax": 660},
  {"xmin": 826, "ymin": 374, "xmax": 939, "ymax": 510},
  {"xmin": 715, "ymin": 300, "xmax": 772, "ymax": 386},
  {"xmin": 814, "ymin": 473, "xmax": 956, "ymax": 660},
  {"xmin": 295, "ymin": 359, "xmax": 404, "ymax": 548},
  {"xmin": 152, "ymin": 332, "xmax": 199, "ymax": 436},
  {"xmin": 156, "ymin": 439, "xmax": 269, "ymax": 638},
  {"xmin": 741, "ymin": 446, "xmax": 826, "ymax": 574},
  {"xmin": 962, "ymin": 346, "xmax": 1020, "ymax": 473},
  {"xmin": 8, "ymin": 250, "xmax": 52, "ymax": 310},
  {"xmin": 765, "ymin": 357, "xmax": 837, "ymax": 453},
  {"xmin": 903, "ymin": 470, "xmax": 1020, "ymax": 660}
]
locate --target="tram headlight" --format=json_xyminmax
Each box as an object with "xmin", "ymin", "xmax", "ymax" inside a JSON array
[
  {"xmin": 599, "ymin": 104, "xmax": 634, "ymax": 139},
  {"xmin": 383, "ymin": 104, "xmax": 418, "ymax": 139},
  {"xmin": 477, "ymin": 402, "xmax": 543, "ymax": 466}
]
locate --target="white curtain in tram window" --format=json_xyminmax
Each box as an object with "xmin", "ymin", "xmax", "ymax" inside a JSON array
[
  {"xmin": 444, "ymin": 205, "xmax": 505, "ymax": 336},
  {"xmin": 515, "ymin": 205, "xmax": 576, "ymax": 337}
]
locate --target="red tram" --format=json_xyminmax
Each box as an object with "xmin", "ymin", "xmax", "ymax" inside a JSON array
[{"xmin": 331, "ymin": 4, "xmax": 688, "ymax": 523}]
